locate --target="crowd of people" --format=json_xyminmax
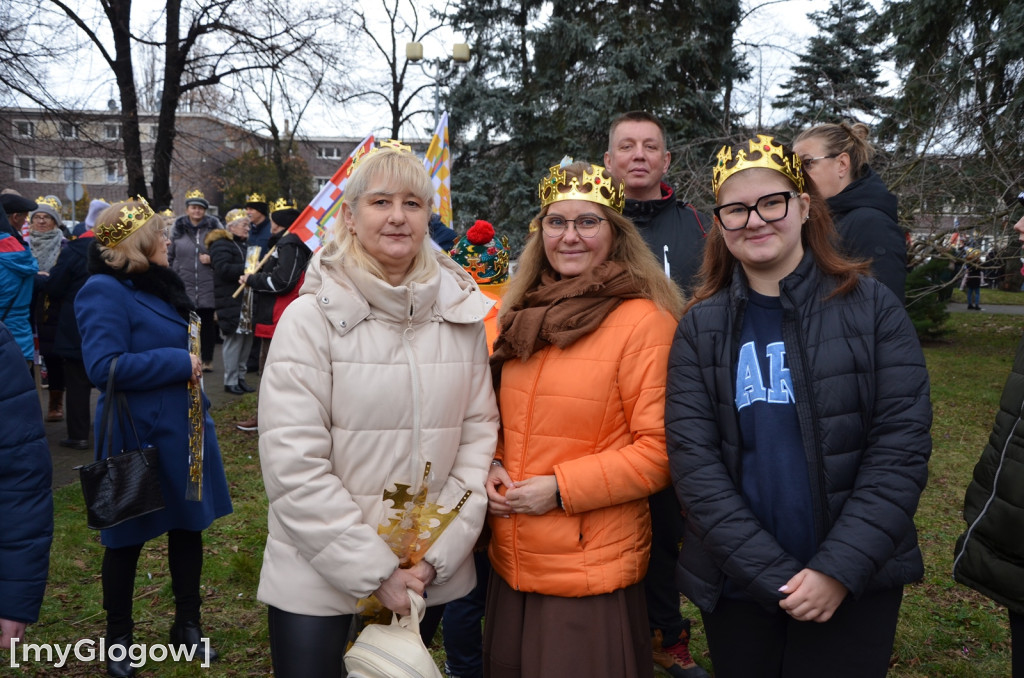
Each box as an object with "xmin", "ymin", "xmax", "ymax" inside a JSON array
[{"xmin": 5, "ymin": 114, "xmax": 1024, "ymax": 678}]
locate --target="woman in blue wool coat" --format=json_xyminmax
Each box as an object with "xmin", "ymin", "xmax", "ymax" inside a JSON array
[
  {"xmin": 0, "ymin": 321, "xmax": 52, "ymax": 650},
  {"xmin": 75, "ymin": 200, "xmax": 232, "ymax": 678}
]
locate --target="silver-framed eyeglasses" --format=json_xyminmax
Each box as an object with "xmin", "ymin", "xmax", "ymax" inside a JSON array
[
  {"xmin": 800, "ymin": 153, "xmax": 838, "ymax": 170},
  {"xmin": 714, "ymin": 191, "xmax": 799, "ymax": 231},
  {"xmin": 540, "ymin": 214, "xmax": 607, "ymax": 238}
]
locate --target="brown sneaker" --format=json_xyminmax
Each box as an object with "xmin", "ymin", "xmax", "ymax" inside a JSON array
[
  {"xmin": 236, "ymin": 415, "xmax": 258, "ymax": 432},
  {"xmin": 652, "ymin": 621, "xmax": 710, "ymax": 678}
]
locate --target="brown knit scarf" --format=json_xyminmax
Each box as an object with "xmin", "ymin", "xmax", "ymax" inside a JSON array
[{"xmin": 490, "ymin": 261, "xmax": 645, "ymax": 382}]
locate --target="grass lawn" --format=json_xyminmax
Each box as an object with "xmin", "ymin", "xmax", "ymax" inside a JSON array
[{"xmin": 7, "ymin": 310, "xmax": 1023, "ymax": 676}]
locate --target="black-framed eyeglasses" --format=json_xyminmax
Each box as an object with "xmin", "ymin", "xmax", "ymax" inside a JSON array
[
  {"xmin": 540, "ymin": 214, "xmax": 607, "ymax": 238},
  {"xmin": 713, "ymin": 191, "xmax": 799, "ymax": 231},
  {"xmin": 800, "ymin": 153, "xmax": 838, "ymax": 170}
]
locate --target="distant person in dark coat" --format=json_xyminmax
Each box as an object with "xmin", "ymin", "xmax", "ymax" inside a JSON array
[
  {"xmin": 0, "ymin": 320, "xmax": 52, "ymax": 649},
  {"xmin": 76, "ymin": 200, "xmax": 232, "ymax": 677},
  {"xmin": 46, "ymin": 229, "xmax": 97, "ymax": 449},
  {"xmin": 168, "ymin": 190, "xmax": 220, "ymax": 371},
  {"xmin": 206, "ymin": 215, "xmax": 255, "ymax": 395},
  {"xmin": 794, "ymin": 121, "xmax": 907, "ymax": 304},
  {"xmin": 235, "ymin": 200, "xmax": 311, "ymax": 432}
]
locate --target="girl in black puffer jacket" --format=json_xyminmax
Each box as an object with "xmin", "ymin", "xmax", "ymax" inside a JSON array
[{"xmin": 666, "ymin": 135, "xmax": 931, "ymax": 678}]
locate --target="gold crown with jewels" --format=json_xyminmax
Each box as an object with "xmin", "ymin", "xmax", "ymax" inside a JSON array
[
  {"xmin": 712, "ymin": 134, "xmax": 803, "ymax": 199},
  {"xmin": 94, "ymin": 196, "xmax": 155, "ymax": 248},
  {"xmin": 538, "ymin": 161, "xmax": 624, "ymax": 213}
]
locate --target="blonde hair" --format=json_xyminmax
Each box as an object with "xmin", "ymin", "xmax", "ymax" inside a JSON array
[
  {"xmin": 95, "ymin": 201, "xmax": 166, "ymax": 274},
  {"xmin": 321, "ymin": 147, "xmax": 437, "ymax": 284},
  {"xmin": 794, "ymin": 121, "xmax": 876, "ymax": 180},
  {"xmin": 501, "ymin": 162, "xmax": 686, "ymax": 320}
]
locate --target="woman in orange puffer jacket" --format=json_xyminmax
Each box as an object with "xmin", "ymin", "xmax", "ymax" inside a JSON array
[{"xmin": 484, "ymin": 160, "xmax": 685, "ymax": 678}]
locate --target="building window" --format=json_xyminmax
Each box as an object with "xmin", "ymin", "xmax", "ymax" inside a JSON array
[
  {"xmin": 64, "ymin": 159, "xmax": 84, "ymax": 183},
  {"xmin": 317, "ymin": 146, "xmax": 341, "ymax": 159},
  {"xmin": 104, "ymin": 123, "xmax": 121, "ymax": 140},
  {"xmin": 14, "ymin": 120, "xmax": 34, "ymax": 138},
  {"xmin": 150, "ymin": 125, "xmax": 159, "ymax": 141},
  {"xmin": 106, "ymin": 159, "xmax": 125, "ymax": 183},
  {"xmin": 16, "ymin": 157, "xmax": 36, "ymax": 181},
  {"xmin": 315, "ymin": 177, "xmax": 331, "ymax": 190},
  {"xmin": 59, "ymin": 121, "xmax": 79, "ymax": 139}
]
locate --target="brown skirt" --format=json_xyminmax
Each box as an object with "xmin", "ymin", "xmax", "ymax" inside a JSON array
[{"xmin": 483, "ymin": 570, "xmax": 653, "ymax": 678}]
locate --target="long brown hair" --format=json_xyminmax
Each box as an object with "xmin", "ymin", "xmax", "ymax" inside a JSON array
[
  {"xmin": 686, "ymin": 172, "xmax": 868, "ymax": 313},
  {"xmin": 501, "ymin": 162, "xmax": 685, "ymax": 320}
]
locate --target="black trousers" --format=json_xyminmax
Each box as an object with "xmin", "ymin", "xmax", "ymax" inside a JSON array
[
  {"xmin": 63, "ymin": 358, "xmax": 93, "ymax": 440},
  {"xmin": 43, "ymin": 351, "xmax": 65, "ymax": 391},
  {"xmin": 268, "ymin": 603, "xmax": 444, "ymax": 678},
  {"xmin": 1012, "ymin": 609, "xmax": 1023, "ymax": 678},
  {"xmin": 198, "ymin": 308, "xmax": 216, "ymax": 362},
  {"xmin": 644, "ymin": 487, "xmax": 687, "ymax": 640},
  {"xmin": 700, "ymin": 586, "xmax": 903, "ymax": 678},
  {"xmin": 102, "ymin": 530, "xmax": 204, "ymax": 638}
]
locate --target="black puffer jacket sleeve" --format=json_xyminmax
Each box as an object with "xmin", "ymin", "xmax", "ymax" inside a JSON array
[{"xmin": 246, "ymin": 233, "xmax": 311, "ymax": 295}]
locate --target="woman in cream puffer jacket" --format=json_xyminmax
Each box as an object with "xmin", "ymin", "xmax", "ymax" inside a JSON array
[{"xmin": 256, "ymin": 147, "xmax": 499, "ymax": 678}]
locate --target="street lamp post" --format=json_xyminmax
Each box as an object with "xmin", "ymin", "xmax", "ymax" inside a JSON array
[{"xmin": 406, "ymin": 42, "xmax": 470, "ymax": 131}]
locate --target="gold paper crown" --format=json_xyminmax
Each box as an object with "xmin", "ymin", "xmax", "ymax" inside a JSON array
[
  {"xmin": 351, "ymin": 139, "xmax": 414, "ymax": 172},
  {"xmin": 271, "ymin": 197, "xmax": 297, "ymax": 212},
  {"xmin": 245, "ymin": 192, "xmax": 266, "ymax": 204},
  {"xmin": 185, "ymin": 189, "xmax": 205, "ymax": 200},
  {"xmin": 94, "ymin": 197, "xmax": 155, "ymax": 248},
  {"xmin": 160, "ymin": 208, "xmax": 174, "ymax": 217},
  {"xmin": 538, "ymin": 162, "xmax": 625, "ymax": 213},
  {"xmin": 712, "ymin": 134, "xmax": 804, "ymax": 199},
  {"xmin": 36, "ymin": 195, "xmax": 62, "ymax": 211}
]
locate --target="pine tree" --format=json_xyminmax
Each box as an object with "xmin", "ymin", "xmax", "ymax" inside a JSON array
[
  {"xmin": 772, "ymin": 0, "xmax": 889, "ymax": 127},
  {"xmin": 443, "ymin": 0, "xmax": 743, "ymax": 248}
]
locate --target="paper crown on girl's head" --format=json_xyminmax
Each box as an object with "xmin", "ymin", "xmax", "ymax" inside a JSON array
[
  {"xmin": 538, "ymin": 159, "xmax": 625, "ymax": 214},
  {"xmin": 94, "ymin": 197, "xmax": 155, "ymax": 248},
  {"xmin": 712, "ymin": 134, "xmax": 804, "ymax": 199},
  {"xmin": 271, "ymin": 197, "xmax": 297, "ymax": 212},
  {"xmin": 449, "ymin": 220, "xmax": 510, "ymax": 286}
]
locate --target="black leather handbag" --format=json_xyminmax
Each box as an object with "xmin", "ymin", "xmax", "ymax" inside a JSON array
[{"xmin": 78, "ymin": 356, "xmax": 166, "ymax": 530}]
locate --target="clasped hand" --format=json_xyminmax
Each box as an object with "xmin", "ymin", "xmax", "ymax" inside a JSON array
[
  {"xmin": 372, "ymin": 560, "xmax": 436, "ymax": 616},
  {"xmin": 485, "ymin": 465, "xmax": 559, "ymax": 517},
  {"xmin": 777, "ymin": 568, "xmax": 848, "ymax": 622}
]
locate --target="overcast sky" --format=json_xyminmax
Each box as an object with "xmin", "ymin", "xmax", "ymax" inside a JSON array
[{"xmin": 41, "ymin": 0, "xmax": 879, "ymax": 139}]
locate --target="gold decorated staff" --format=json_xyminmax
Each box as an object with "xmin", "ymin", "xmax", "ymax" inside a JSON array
[{"xmin": 185, "ymin": 311, "xmax": 204, "ymax": 501}]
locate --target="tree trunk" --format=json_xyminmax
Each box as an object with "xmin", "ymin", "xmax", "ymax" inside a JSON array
[
  {"xmin": 151, "ymin": 0, "xmax": 183, "ymax": 209},
  {"xmin": 105, "ymin": 0, "xmax": 147, "ymax": 200}
]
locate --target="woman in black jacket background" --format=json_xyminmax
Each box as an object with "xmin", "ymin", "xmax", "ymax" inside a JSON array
[
  {"xmin": 206, "ymin": 215, "xmax": 255, "ymax": 395},
  {"xmin": 666, "ymin": 135, "xmax": 931, "ymax": 678},
  {"xmin": 953, "ymin": 212, "xmax": 1024, "ymax": 678}
]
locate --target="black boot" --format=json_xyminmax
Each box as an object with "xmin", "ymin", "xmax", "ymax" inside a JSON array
[
  {"xmin": 106, "ymin": 633, "xmax": 137, "ymax": 677},
  {"xmin": 170, "ymin": 620, "xmax": 219, "ymax": 663}
]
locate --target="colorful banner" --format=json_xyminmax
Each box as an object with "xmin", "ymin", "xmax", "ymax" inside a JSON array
[
  {"xmin": 423, "ymin": 112, "xmax": 452, "ymax": 227},
  {"xmin": 286, "ymin": 134, "xmax": 375, "ymax": 253}
]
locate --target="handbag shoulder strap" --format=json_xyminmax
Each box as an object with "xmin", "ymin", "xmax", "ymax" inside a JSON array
[{"xmin": 97, "ymin": 356, "xmax": 145, "ymax": 459}]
